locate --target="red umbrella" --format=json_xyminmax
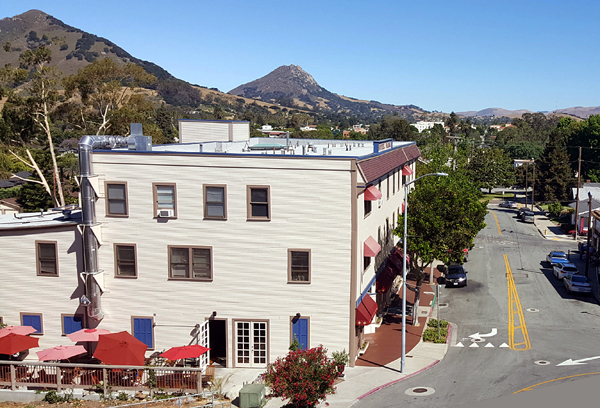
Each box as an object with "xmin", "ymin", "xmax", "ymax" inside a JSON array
[
  {"xmin": 67, "ymin": 328, "xmax": 111, "ymax": 342},
  {"xmin": 0, "ymin": 333, "xmax": 39, "ymax": 355},
  {"xmin": 93, "ymin": 331, "xmax": 148, "ymax": 366},
  {"xmin": 160, "ymin": 345, "xmax": 210, "ymax": 361},
  {"xmin": 0, "ymin": 326, "xmax": 37, "ymax": 338},
  {"xmin": 37, "ymin": 345, "xmax": 87, "ymax": 361}
]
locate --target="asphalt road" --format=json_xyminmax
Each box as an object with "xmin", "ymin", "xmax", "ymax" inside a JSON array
[{"xmin": 355, "ymin": 205, "xmax": 600, "ymax": 408}]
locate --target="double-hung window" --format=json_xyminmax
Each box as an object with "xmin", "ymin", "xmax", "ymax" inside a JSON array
[
  {"xmin": 153, "ymin": 183, "xmax": 177, "ymax": 218},
  {"xmin": 105, "ymin": 182, "xmax": 128, "ymax": 217},
  {"xmin": 288, "ymin": 249, "xmax": 311, "ymax": 283},
  {"xmin": 36, "ymin": 241, "xmax": 58, "ymax": 276},
  {"xmin": 114, "ymin": 244, "xmax": 137, "ymax": 278},
  {"xmin": 204, "ymin": 185, "xmax": 227, "ymax": 220},
  {"xmin": 169, "ymin": 246, "xmax": 212, "ymax": 281},
  {"xmin": 247, "ymin": 186, "xmax": 270, "ymax": 220}
]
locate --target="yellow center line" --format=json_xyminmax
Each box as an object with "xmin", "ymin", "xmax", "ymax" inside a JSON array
[
  {"xmin": 514, "ymin": 372, "xmax": 600, "ymax": 393},
  {"xmin": 505, "ymin": 254, "xmax": 531, "ymax": 350},
  {"xmin": 492, "ymin": 211, "xmax": 502, "ymax": 235}
]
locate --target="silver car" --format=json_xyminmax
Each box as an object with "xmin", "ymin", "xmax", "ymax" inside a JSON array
[{"xmin": 564, "ymin": 274, "xmax": 591, "ymax": 294}]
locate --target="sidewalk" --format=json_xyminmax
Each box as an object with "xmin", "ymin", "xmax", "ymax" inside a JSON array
[{"xmin": 262, "ymin": 261, "xmax": 449, "ymax": 408}]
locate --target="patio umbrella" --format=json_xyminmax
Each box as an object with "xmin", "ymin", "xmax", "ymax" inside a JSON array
[
  {"xmin": 0, "ymin": 325, "xmax": 37, "ymax": 338},
  {"xmin": 0, "ymin": 333, "xmax": 39, "ymax": 355},
  {"xmin": 36, "ymin": 345, "xmax": 87, "ymax": 361},
  {"xmin": 93, "ymin": 331, "xmax": 148, "ymax": 366},
  {"xmin": 67, "ymin": 328, "xmax": 111, "ymax": 342},
  {"xmin": 160, "ymin": 344, "xmax": 210, "ymax": 361}
]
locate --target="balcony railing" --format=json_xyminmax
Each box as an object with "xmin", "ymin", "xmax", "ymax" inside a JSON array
[{"xmin": 0, "ymin": 361, "xmax": 210, "ymax": 395}]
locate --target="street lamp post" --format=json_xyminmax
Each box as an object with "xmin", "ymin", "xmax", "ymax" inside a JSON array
[{"xmin": 401, "ymin": 172, "xmax": 448, "ymax": 373}]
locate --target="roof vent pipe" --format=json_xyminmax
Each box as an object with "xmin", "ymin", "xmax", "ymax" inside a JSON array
[{"xmin": 78, "ymin": 125, "xmax": 150, "ymax": 322}]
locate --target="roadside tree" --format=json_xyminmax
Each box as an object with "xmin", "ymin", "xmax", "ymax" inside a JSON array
[{"xmin": 466, "ymin": 147, "xmax": 514, "ymax": 192}]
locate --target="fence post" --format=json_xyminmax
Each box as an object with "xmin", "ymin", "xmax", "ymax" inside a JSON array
[
  {"xmin": 57, "ymin": 367, "xmax": 62, "ymax": 392},
  {"xmin": 197, "ymin": 370, "xmax": 202, "ymax": 393},
  {"xmin": 103, "ymin": 368, "xmax": 108, "ymax": 395},
  {"xmin": 10, "ymin": 364, "xmax": 16, "ymax": 391}
]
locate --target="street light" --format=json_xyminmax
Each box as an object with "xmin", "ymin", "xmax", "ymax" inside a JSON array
[{"xmin": 401, "ymin": 172, "xmax": 448, "ymax": 373}]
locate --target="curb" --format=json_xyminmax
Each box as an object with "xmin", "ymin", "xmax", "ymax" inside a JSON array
[{"xmin": 355, "ymin": 359, "xmax": 441, "ymax": 401}]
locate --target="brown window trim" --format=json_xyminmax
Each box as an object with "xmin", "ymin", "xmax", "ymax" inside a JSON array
[
  {"xmin": 61, "ymin": 313, "xmax": 84, "ymax": 336},
  {"xmin": 36, "ymin": 240, "xmax": 58, "ymax": 277},
  {"xmin": 203, "ymin": 184, "xmax": 227, "ymax": 220},
  {"xmin": 105, "ymin": 181, "xmax": 129, "ymax": 218},
  {"xmin": 247, "ymin": 185, "xmax": 271, "ymax": 221},
  {"xmin": 153, "ymin": 183, "xmax": 178, "ymax": 219},
  {"xmin": 114, "ymin": 243, "xmax": 138, "ymax": 278},
  {"xmin": 20, "ymin": 312, "xmax": 43, "ymax": 335},
  {"xmin": 288, "ymin": 249, "xmax": 311, "ymax": 284},
  {"xmin": 167, "ymin": 245, "xmax": 213, "ymax": 281}
]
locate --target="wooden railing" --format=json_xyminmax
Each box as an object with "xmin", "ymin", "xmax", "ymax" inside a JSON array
[{"xmin": 0, "ymin": 361, "xmax": 210, "ymax": 395}]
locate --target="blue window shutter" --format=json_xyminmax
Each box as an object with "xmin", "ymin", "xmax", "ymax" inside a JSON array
[
  {"xmin": 133, "ymin": 318, "xmax": 153, "ymax": 348},
  {"xmin": 292, "ymin": 318, "xmax": 309, "ymax": 350},
  {"xmin": 22, "ymin": 315, "xmax": 42, "ymax": 334},
  {"xmin": 63, "ymin": 316, "xmax": 83, "ymax": 334}
]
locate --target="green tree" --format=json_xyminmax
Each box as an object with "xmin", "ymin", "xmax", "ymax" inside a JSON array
[
  {"xmin": 394, "ymin": 172, "xmax": 487, "ymax": 323},
  {"xmin": 466, "ymin": 147, "xmax": 515, "ymax": 192},
  {"xmin": 63, "ymin": 58, "xmax": 157, "ymax": 135},
  {"xmin": 536, "ymin": 146, "xmax": 573, "ymax": 202}
]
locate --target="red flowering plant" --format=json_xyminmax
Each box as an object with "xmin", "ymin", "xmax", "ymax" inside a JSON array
[{"xmin": 263, "ymin": 345, "xmax": 339, "ymax": 407}]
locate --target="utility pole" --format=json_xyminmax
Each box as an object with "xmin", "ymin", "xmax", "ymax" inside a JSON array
[
  {"xmin": 586, "ymin": 192, "xmax": 593, "ymax": 278},
  {"xmin": 575, "ymin": 147, "xmax": 582, "ymax": 241},
  {"xmin": 525, "ymin": 162, "xmax": 529, "ymax": 207},
  {"xmin": 531, "ymin": 162, "xmax": 536, "ymax": 211}
]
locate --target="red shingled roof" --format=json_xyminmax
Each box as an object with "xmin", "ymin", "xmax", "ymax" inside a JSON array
[{"xmin": 357, "ymin": 144, "xmax": 420, "ymax": 183}]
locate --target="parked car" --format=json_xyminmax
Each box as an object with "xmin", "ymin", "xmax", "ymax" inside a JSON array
[
  {"xmin": 553, "ymin": 262, "xmax": 579, "ymax": 280},
  {"xmin": 563, "ymin": 274, "xmax": 592, "ymax": 294},
  {"xmin": 445, "ymin": 264, "xmax": 468, "ymax": 287},
  {"xmin": 546, "ymin": 251, "xmax": 569, "ymax": 266},
  {"xmin": 521, "ymin": 211, "xmax": 535, "ymax": 223},
  {"xmin": 499, "ymin": 201, "xmax": 518, "ymax": 208},
  {"xmin": 518, "ymin": 207, "xmax": 531, "ymax": 217}
]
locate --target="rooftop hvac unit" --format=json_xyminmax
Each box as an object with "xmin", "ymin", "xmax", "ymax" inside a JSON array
[{"xmin": 157, "ymin": 209, "xmax": 174, "ymax": 218}]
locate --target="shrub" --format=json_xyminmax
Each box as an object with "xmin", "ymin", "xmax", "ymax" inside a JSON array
[
  {"xmin": 423, "ymin": 327, "xmax": 448, "ymax": 343},
  {"xmin": 548, "ymin": 202, "xmax": 563, "ymax": 216},
  {"xmin": 427, "ymin": 319, "xmax": 449, "ymax": 329},
  {"xmin": 263, "ymin": 345, "xmax": 338, "ymax": 407},
  {"xmin": 331, "ymin": 349, "xmax": 349, "ymax": 367}
]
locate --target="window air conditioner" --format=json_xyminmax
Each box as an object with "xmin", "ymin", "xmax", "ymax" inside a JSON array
[{"xmin": 157, "ymin": 209, "xmax": 174, "ymax": 218}]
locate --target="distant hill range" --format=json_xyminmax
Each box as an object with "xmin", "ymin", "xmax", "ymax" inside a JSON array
[
  {"xmin": 457, "ymin": 106, "xmax": 599, "ymax": 120},
  {"xmin": 228, "ymin": 64, "xmax": 425, "ymax": 119},
  {"xmin": 1, "ymin": 10, "xmax": 596, "ymax": 122}
]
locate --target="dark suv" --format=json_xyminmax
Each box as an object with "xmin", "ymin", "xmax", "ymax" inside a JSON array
[{"xmin": 445, "ymin": 265, "xmax": 468, "ymax": 287}]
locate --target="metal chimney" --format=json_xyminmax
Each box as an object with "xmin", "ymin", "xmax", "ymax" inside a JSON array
[{"xmin": 78, "ymin": 124, "xmax": 151, "ymax": 322}]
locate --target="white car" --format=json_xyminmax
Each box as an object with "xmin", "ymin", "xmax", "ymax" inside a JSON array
[
  {"xmin": 564, "ymin": 274, "xmax": 592, "ymax": 294},
  {"xmin": 553, "ymin": 263, "xmax": 579, "ymax": 280}
]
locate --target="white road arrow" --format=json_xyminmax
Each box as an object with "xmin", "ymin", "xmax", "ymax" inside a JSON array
[
  {"xmin": 468, "ymin": 328, "xmax": 498, "ymax": 341},
  {"xmin": 557, "ymin": 356, "xmax": 600, "ymax": 366}
]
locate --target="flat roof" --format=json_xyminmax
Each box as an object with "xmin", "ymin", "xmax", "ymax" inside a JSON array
[
  {"xmin": 110, "ymin": 137, "xmax": 414, "ymax": 160},
  {"xmin": 0, "ymin": 209, "xmax": 81, "ymax": 231}
]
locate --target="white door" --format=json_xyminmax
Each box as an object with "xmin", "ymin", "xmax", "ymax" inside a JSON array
[
  {"xmin": 199, "ymin": 320, "xmax": 210, "ymax": 370},
  {"xmin": 235, "ymin": 321, "xmax": 268, "ymax": 368}
]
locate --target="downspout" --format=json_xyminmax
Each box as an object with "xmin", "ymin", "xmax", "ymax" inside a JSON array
[{"xmin": 78, "ymin": 135, "xmax": 130, "ymax": 321}]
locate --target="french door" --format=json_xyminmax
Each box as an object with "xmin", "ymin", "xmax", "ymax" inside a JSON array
[{"xmin": 235, "ymin": 321, "xmax": 268, "ymax": 368}]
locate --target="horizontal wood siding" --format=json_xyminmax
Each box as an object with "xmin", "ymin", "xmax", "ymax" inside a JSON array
[
  {"xmin": 231, "ymin": 123, "xmax": 249, "ymax": 141},
  {"xmin": 93, "ymin": 152, "xmax": 354, "ymax": 365},
  {"xmin": 0, "ymin": 227, "xmax": 84, "ymax": 350}
]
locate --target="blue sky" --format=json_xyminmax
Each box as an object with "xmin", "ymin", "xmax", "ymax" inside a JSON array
[{"xmin": 2, "ymin": 0, "xmax": 599, "ymax": 113}]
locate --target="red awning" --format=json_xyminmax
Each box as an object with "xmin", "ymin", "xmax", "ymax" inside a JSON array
[
  {"xmin": 376, "ymin": 266, "xmax": 397, "ymax": 293},
  {"xmin": 402, "ymin": 165, "xmax": 414, "ymax": 175},
  {"xmin": 356, "ymin": 294, "xmax": 378, "ymax": 326},
  {"xmin": 389, "ymin": 248, "xmax": 410, "ymax": 270},
  {"xmin": 364, "ymin": 185, "xmax": 382, "ymax": 201},
  {"xmin": 364, "ymin": 236, "xmax": 381, "ymax": 257}
]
